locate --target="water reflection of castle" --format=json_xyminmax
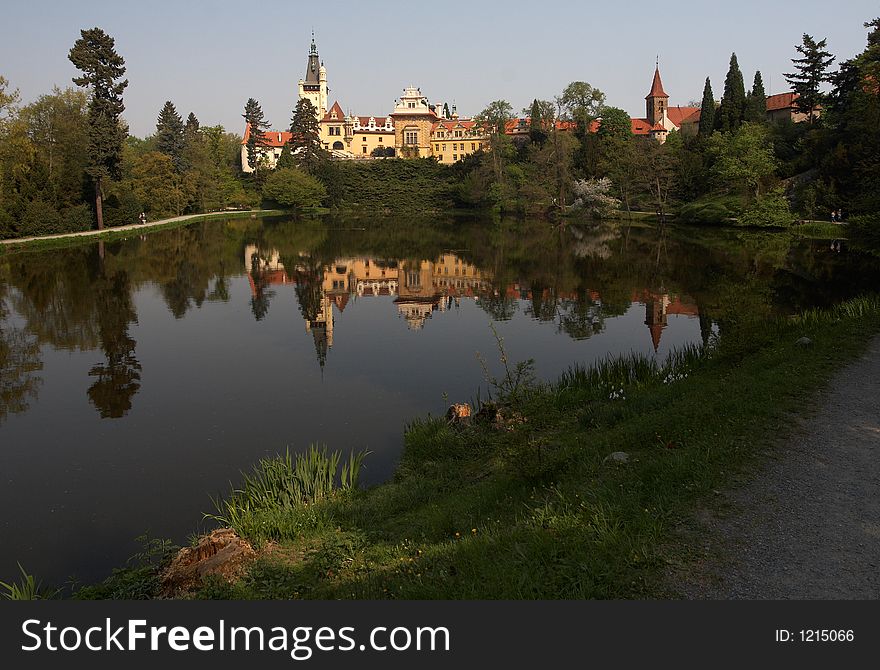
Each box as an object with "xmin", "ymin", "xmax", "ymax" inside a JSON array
[{"xmin": 244, "ymin": 246, "xmax": 700, "ymax": 365}]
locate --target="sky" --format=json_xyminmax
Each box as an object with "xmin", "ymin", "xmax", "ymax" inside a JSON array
[{"xmin": 1, "ymin": 0, "xmax": 877, "ymax": 138}]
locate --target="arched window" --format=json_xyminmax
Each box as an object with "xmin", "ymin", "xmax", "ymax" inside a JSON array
[{"xmin": 332, "ymin": 141, "xmax": 344, "ymax": 150}]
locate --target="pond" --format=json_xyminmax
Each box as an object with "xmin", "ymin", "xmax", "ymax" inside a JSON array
[{"xmin": 1, "ymin": 216, "xmax": 877, "ymax": 586}]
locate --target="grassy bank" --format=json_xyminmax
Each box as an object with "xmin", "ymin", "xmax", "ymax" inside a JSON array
[
  {"xmin": 62, "ymin": 294, "xmax": 880, "ymax": 601},
  {"xmin": 0, "ymin": 210, "xmax": 285, "ymax": 254}
]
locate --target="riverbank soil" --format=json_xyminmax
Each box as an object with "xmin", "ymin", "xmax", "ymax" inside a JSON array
[{"xmin": 668, "ymin": 337, "xmax": 880, "ymax": 599}]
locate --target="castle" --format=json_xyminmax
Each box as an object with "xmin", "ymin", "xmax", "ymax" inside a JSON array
[
  {"xmin": 241, "ymin": 40, "xmax": 808, "ymax": 171},
  {"xmin": 241, "ymin": 38, "xmax": 487, "ymax": 172}
]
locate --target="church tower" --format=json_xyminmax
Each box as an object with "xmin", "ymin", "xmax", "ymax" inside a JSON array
[
  {"xmin": 645, "ymin": 65, "xmax": 669, "ymax": 127},
  {"xmin": 298, "ymin": 34, "xmax": 328, "ymax": 120}
]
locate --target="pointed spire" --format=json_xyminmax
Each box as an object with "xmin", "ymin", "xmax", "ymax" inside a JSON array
[{"xmin": 646, "ymin": 64, "xmax": 668, "ymax": 99}]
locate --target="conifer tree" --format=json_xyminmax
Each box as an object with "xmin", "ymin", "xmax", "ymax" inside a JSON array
[
  {"xmin": 717, "ymin": 53, "xmax": 746, "ymax": 132},
  {"xmin": 529, "ymin": 98, "xmax": 547, "ymax": 144},
  {"xmin": 184, "ymin": 112, "xmax": 200, "ymax": 140},
  {"xmin": 288, "ymin": 98, "xmax": 327, "ymax": 174},
  {"xmin": 68, "ymin": 27, "xmax": 128, "ymax": 230},
  {"xmin": 745, "ymin": 71, "xmax": 767, "ymax": 122},
  {"xmin": 155, "ymin": 101, "xmax": 185, "ymax": 170},
  {"xmin": 276, "ymin": 143, "xmax": 296, "ymax": 169},
  {"xmin": 698, "ymin": 77, "xmax": 716, "ymax": 136},
  {"xmin": 242, "ymin": 98, "xmax": 270, "ymax": 175},
  {"xmin": 785, "ymin": 34, "xmax": 835, "ymax": 123}
]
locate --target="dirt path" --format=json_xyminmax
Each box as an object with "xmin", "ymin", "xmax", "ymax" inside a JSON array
[
  {"xmin": 671, "ymin": 336, "xmax": 880, "ymax": 599},
  {"xmin": 0, "ymin": 210, "xmax": 272, "ymax": 246}
]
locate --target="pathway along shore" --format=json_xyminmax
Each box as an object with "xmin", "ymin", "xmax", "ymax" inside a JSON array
[
  {"xmin": 672, "ymin": 336, "xmax": 880, "ymax": 599},
  {"xmin": 0, "ymin": 210, "xmax": 276, "ymax": 247}
]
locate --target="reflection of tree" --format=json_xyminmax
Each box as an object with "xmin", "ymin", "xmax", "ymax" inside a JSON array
[
  {"xmin": 87, "ymin": 267, "xmax": 141, "ymax": 419},
  {"xmin": 290, "ymin": 255, "xmax": 329, "ymax": 369},
  {"xmin": 248, "ymin": 253, "xmax": 276, "ymax": 322},
  {"xmin": 557, "ymin": 293, "xmax": 604, "ymax": 340},
  {"xmin": 0, "ymin": 290, "xmax": 43, "ymax": 423}
]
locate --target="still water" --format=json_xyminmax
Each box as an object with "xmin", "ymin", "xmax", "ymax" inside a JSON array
[{"xmin": 0, "ymin": 216, "xmax": 876, "ymax": 585}]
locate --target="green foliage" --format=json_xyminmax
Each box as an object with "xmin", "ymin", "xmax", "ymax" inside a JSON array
[
  {"xmin": 74, "ymin": 535, "xmax": 177, "ymax": 600},
  {"xmin": 677, "ymin": 194, "xmax": 745, "ymax": 224},
  {"xmin": 717, "ymin": 53, "xmax": 746, "ymax": 132},
  {"xmin": 207, "ymin": 446, "xmax": 369, "ymax": 545},
  {"xmin": 849, "ymin": 214, "xmax": 880, "ymax": 255},
  {"xmin": 316, "ymin": 159, "xmax": 456, "ymax": 212},
  {"xmin": 1, "ymin": 564, "xmax": 57, "ymax": 600},
  {"xmin": 242, "ymin": 97, "xmax": 270, "ymax": 174},
  {"xmin": 707, "ymin": 122, "xmax": 778, "ymax": 197},
  {"xmin": 698, "ymin": 77, "xmax": 716, "ymax": 135},
  {"xmin": 68, "ymin": 27, "xmax": 128, "ymax": 227},
  {"xmin": 262, "ymin": 167, "xmax": 326, "ymax": 209},
  {"xmin": 288, "ymin": 98, "xmax": 328, "ymax": 174},
  {"xmin": 596, "ymin": 107, "xmax": 632, "ymax": 139},
  {"xmin": 737, "ymin": 188, "xmax": 793, "ymax": 227},
  {"xmin": 745, "ymin": 71, "xmax": 767, "ymax": 123},
  {"xmin": 785, "ymin": 34, "xmax": 835, "ymax": 121},
  {"xmin": 155, "ymin": 100, "xmax": 185, "ymax": 171},
  {"xmin": 560, "ymin": 81, "xmax": 606, "ymax": 130}
]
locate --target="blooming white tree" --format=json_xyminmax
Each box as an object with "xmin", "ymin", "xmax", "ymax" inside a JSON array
[{"xmin": 570, "ymin": 177, "xmax": 620, "ymax": 218}]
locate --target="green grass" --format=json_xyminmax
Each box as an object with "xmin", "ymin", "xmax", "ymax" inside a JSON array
[
  {"xmin": 68, "ymin": 294, "xmax": 880, "ymax": 600},
  {"xmin": 791, "ymin": 221, "xmax": 848, "ymax": 239},
  {"xmin": 181, "ymin": 294, "xmax": 879, "ymax": 600}
]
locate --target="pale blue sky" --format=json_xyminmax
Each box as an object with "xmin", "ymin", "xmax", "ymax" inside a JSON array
[{"xmin": 1, "ymin": 0, "xmax": 876, "ymax": 137}]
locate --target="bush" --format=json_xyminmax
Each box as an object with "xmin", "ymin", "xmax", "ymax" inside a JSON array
[
  {"xmin": 262, "ymin": 167, "xmax": 327, "ymax": 210},
  {"xmin": 60, "ymin": 204, "xmax": 94, "ymax": 232},
  {"xmin": 737, "ymin": 189, "xmax": 793, "ymax": 228},
  {"xmin": 103, "ymin": 189, "xmax": 143, "ymax": 228},
  {"xmin": 849, "ymin": 214, "xmax": 880, "ymax": 256},
  {"xmin": 677, "ymin": 194, "xmax": 744, "ymax": 225},
  {"xmin": 18, "ymin": 199, "xmax": 63, "ymax": 236}
]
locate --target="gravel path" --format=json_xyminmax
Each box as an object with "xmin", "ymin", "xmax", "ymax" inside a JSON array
[{"xmin": 672, "ymin": 336, "xmax": 880, "ymax": 599}]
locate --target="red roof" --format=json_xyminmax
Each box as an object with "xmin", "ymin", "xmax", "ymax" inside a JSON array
[
  {"xmin": 631, "ymin": 118, "xmax": 652, "ymax": 135},
  {"xmin": 322, "ymin": 101, "xmax": 346, "ymax": 122},
  {"xmin": 766, "ymin": 92, "xmax": 799, "ymax": 111},
  {"xmin": 680, "ymin": 109, "xmax": 701, "ymax": 124},
  {"xmin": 357, "ymin": 116, "xmax": 391, "ymax": 126},
  {"xmin": 666, "ymin": 106, "xmax": 700, "ymax": 126},
  {"xmin": 646, "ymin": 67, "xmax": 668, "ymax": 99},
  {"xmin": 241, "ymin": 123, "xmax": 292, "ymax": 147}
]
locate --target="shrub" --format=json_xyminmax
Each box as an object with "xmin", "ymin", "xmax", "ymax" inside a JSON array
[
  {"xmin": 262, "ymin": 168, "xmax": 327, "ymax": 210},
  {"xmin": 677, "ymin": 194, "xmax": 744, "ymax": 225},
  {"xmin": 60, "ymin": 204, "xmax": 94, "ymax": 232},
  {"xmin": 737, "ymin": 189, "xmax": 793, "ymax": 228},
  {"xmin": 18, "ymin": 199, "xmax": 62, "ymax": 236}
]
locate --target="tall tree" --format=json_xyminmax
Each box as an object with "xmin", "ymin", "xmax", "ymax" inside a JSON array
[
  {"xmin": 559, "ymin": 81, "xmax": 605, "ymax": 130},
  {"xmin": 745, "ymin": 71, "xmax": 767, "ymax": 123},
  {"xmin": 596, "ymin": 107, "xmax": 632, "ymax": 139},
  {"xmin": 242, "ymin": 97, "xmax": 270, "ymax": 176},
  {"xmin": 717, "ymin": 53, "xmax": 746, "ymax": 132},
  {"xmin": 184, "ymin": 112, "xmax": 200, "ymax": 138},
  {"xmin": 698, "ymin": 77, "xmax": 716, "ymax": 135},
  {"xmin": 155, "ymin": 100, "xmax": 185, "ymax": 171},
  {"xmin": 68, "ymin": 27, "xmax": 128, "ymax": 230},
  {"xmin": 288, "ymin": 98, "xmax": 327, "ymax": 174},
  {"xmin": 785, "ymin": 34, "xmax": 836, "ymax": 123}
]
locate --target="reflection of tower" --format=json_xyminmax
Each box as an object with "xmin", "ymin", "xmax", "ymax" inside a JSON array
[
  {"xmin": 645, "ymin": 292, "xmax": 670, "ymax": 352},
  {"xmin": 305, "ymin": 294, "xmax": 334, "ymax": 369}
]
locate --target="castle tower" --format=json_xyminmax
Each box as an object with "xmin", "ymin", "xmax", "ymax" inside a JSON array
[
  {"xmin": 645, "ymin": 66, "xmax": 669, "ymax": 127},
  {"xmin": 298, "ymin": 35, "xmax": 328, "ymax": 120}
]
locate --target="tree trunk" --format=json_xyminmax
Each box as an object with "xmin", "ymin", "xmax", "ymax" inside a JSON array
[{"xmin": 95, "ymin": 177, "xmax": 104, "ymax": 230}]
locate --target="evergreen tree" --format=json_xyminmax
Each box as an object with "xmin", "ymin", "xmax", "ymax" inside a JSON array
[
  {"xmin": 698, "ymin": 77, "xmax": 716, "ymax": 136},
  {"xmin": 68, "ymin": 27, "xmax": 128, "ymax": 230},
  {"xmin": 717, "ymin": 53, "xmax": 746, "ymax": 132},
  {"xmin": 784, "ymin": 34, "xmax": 836, "ymax": 124},
  {"xmin": 242, "ymin": 98, "xmax": 270, "ymax": 175},
  {"xmin": 745, "ymin": 71, "xmax": 767, "ymax": 123},
  {"xmin": 184, "ymin": 112, "xmax": 200, "ymax": 141},
  {"xmin": 155, "ymin": 101, "xmax": 185, "ymax": 171},
  {"xmin": 529, "ymin": 98, "xmax": 547, "ymax": 144},
  {"xmin": 276, "ymin": 143, "xmax": 296, "ymax": 169},
  {"xmin": 288, "ymin": 98, "xmax": 327, "ymax": 174}
]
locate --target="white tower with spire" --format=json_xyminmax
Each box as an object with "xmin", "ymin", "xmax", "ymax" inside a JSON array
[{"xmin": 297, "ymin": 33, "xmax": 328, "ymax": 120}]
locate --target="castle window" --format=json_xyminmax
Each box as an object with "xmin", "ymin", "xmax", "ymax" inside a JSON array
[
  {"xmin": 378, "ymin": 136, "xmax": 383, "ymax": 142},
  {"xmin": 453, "ymin": 154, "xmax": 458, "ymax": 161},
  {"xmin": 405, "ymin": 130, "xmax": 418, "ymax": 145},
  {"xmin": 362, "ymin": 146, "xmax": 367, "ymax": 153},
  {"xmin": 363, "ymin": 136, "xmax": 367, "ymax": 141},
  {"xmin": 471, "ymin": 143, "xmax": 476, "ymax": 151}
]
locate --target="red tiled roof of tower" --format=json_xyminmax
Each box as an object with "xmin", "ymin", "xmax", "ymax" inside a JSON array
[
  {"xmin": 649, "ymin": 323, "xmax": 664, "ymax": 352},
  {"xmin": 646, "ymin": 67, "xmax": 668, "ymax": 99},
  {"xmin": 322, "ymin": 101, "xmax": 346, "ymax": 122}
]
